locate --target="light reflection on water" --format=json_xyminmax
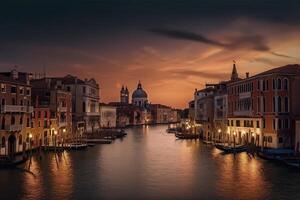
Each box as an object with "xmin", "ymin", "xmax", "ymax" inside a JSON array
[{"xmin": 0, "ymin": 125, "xmax": 300, "ymax": 200}]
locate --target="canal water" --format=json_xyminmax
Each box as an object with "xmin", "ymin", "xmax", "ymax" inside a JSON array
[{"xmin": 0, "ymin": 125, "xmax": 300, "ymax": 200}]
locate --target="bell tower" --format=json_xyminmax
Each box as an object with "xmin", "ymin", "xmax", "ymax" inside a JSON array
[
  {"xmin": 231, "ymin": 60, "xmax": 239, "ymax": 81},
  {"xmin": 120, "ymin": 85, "xmax": 129, "ymax": 104}
]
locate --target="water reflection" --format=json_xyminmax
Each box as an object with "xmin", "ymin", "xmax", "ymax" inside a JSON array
[
  {"xmin": 215, "ymin": 153, "xmax": 270, "ymax": 200},
  {"xmin": 0, "ymin": 125, "xmax": 300, "ymax": 200}
]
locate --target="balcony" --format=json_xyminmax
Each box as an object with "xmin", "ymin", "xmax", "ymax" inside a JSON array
[
  {"xmin": 239, "ymin": 92, "xmax": 251, "ymax": 99},
  {"xmin": 58, "ymin": 106, "xmax": 67, "ymax": 112},
  {"xmin": 85, "ymin": 112, "xmax": 99, "ymax": 116},
  {"xmin": 59, "ymin": 121, "xmax": 67, "ymax": 127},
  {"xmin": 1, "ymin": 105, "xmax": 33, "ymax": 113},
  {"xmin": 4, "ymin": 124, "xmax": 23, "ymax": 131},
  {"xmin": 233, "ymin": 110, "xmax": 253, "ymax": 116}
]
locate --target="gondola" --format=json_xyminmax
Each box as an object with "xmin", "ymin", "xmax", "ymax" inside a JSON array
[
  {"xmin": 257, "ymin": 148, "xmax": 294, "ymax": 160},
  {"xmin": 166, "ymin": 127, "xmax": 181, "ymax": 134},
  {"xmin": 175, "ymin": 133, "xmax": 199, "ymax": 139},
  {"xmin": 0, "ymin": 156, "xmax": 28, "ymax": 168},
  {"xmin": 67, "ymin": 143, "xmax": 88, "ymax": 150},
  {"xmin": 279, "ymin": 158, "xmax": 300, "ymax": 168},
  {"xmin": 215, "ymin": 144, "xmax": 247, "ymax": 153}
]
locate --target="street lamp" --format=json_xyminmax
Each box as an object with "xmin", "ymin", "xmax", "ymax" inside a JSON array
[
  {"xmin": 29, "ymin": 133, "xmax": 33, "ymax": 156},
  {"xmin": 217, "ymin": 129, "xmax": 221, "ymax": 143},
  {"xmin": 233, "ymin": 132, "xmax": 236, "ymax": 148},
  {"xmin": 242, "ymin": 131, "xmax": 246, "ymax": 144},
  {"xmin": 54, "ymin": 130, "xmax": 57, "ymax": 151}
]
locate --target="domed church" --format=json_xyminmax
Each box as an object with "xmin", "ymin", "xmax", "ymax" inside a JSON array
[{"xmin": 132, "ymin": 81, "xmax": 148, "ymax": 108}]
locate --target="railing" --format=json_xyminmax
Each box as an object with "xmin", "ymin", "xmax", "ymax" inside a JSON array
[
  {"xmin": 85, "ymin": 112, "xmax": 100, "ymax": 116},
  {"xmin": 4, "ymin": 124, "xmax": 23, "ymax": 131},
  {"xmin": 1, "ymin": 105, "xmax": 33, "ymax": 113},
  {"xmin": 58, "ymin": 106, "xmax": 67, "ymax": 112},
  {"xmin": 233, "ymin": 110, "xmax": 252, "ymax": 116},
  {"xmin": 59, "ymin": 121, "xmax": 67, "ymax": 127},
  {"xmin": 239, "ymin": 92, "xmax": 251, "ymax": 99}
]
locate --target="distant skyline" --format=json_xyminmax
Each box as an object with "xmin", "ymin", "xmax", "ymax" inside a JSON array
[{"xmin": 1, "ymin": 0, "xmax": 300, "ymax": 108}]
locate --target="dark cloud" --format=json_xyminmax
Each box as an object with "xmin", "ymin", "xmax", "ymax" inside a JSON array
[
  {"xmin": 150, "ymin": 28, "xmax": 270, "ymax": 51},
  {"xmin": 150, "ymin": 29, "xmax": 226, "ymax": 47},
  {"xmin": 150, "ymin": 28, "xmax": 299, "ymax": 60},
  {"xmin": 167, "ymin": 69, "xmax": 228, "ymax": 80},
  {"xmin": 270, "ymin": 52, "xmax": 300, "ymax": 60}
]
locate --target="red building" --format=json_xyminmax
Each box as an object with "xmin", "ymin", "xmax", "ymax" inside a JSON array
[
  {"xmin": 31, "ymin": 96, "xmax": 51, "ymax": 147},
  {"xmin": 227, "ymin": 64, "xmax": 300, "ymax": 149},
  {"xmin": 31, "ymin": 78, "xmax": 72, "ymax": 143}
]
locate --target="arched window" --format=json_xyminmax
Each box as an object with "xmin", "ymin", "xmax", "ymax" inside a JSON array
[
  {"xmin": 1, "ymin": 137, "xmax": 5, "ymax": 147},
  {"xmin": 284, "ymin": 97, "xmax": 289, "ymax": 112},
  {"xmin": 284, "ymin": 78, "xmax": 288, "ymax": 90},
  {"xmin": 278, "ymin": 96, "xmax": 282, "ymax": 112},
  {"xmin": 11, "ymin": 115, "xmax": 15, "ymax": 125},
  {"xmin": 82, "ymin": 102, "xmax": 86, "ymax": 112},
  {"xmin": 19, "ymin": 135, "xmax": 22, "ymax": 145},
  {"xmin": 12, "ymin": 98, "xmax": 16, "ymax": 105},
  {"xmin": 277, "ymin": 78, "xmax": 282, "ymax": 90},
  {"xmin": 1, "ymin": 117, "xmax": 5, "ymax": 129},
  {"xmin": 272, "ymin": 97, "xmax": 276, "ymax": 112}
]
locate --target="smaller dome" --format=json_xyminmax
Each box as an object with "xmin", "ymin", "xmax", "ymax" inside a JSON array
[{"xmin": 132, "ymin": 81, "xmax": 148, "ymax": 98}]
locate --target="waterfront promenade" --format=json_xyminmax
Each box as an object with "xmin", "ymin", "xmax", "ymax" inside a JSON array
[{"xmin": 0, "ymin": 125, "xmax": 300, "ymax": 200}]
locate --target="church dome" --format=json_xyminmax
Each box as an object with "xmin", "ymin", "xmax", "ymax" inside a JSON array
[{"xmin": 132, "ymin": 81, "xmax": 148, "ymax": 98}]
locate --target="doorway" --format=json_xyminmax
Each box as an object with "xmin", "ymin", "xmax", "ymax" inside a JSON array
[{"xmin": 8, "ymin": 135, "xmax": 16, "ymax": 157}]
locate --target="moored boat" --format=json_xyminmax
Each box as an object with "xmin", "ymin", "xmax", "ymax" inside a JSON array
[
  {"xmin": 202, "ymin": 140, "xmax": 214, "ymax": 145},
  {"xmin": 67, "ymin": 143, "xmax": 88, "ymax": 150},
  {"xmin": 257, "ymin": 148, "xmax": 294, "ymax": 160},
  {"xmin": 42, "ymin": 146, "xmax": 65, "ymax": 152},
  {"xmin": 215, "ymin": 144, "xmax": 247, "ymax": 153},
  {"xmin": 175, "ymin": 133, "xmax": 199, "ymax": 139},
  {"xmin": 0, "ymin": 155, "xmax": 28, "ymax": 168},
  {"xmin": 279, "ymin": 158, "xmax": 300, "ymax": 168},
  {"xmin": 166, "ymin": 127, "xmax": 181, "ymax": 134}
]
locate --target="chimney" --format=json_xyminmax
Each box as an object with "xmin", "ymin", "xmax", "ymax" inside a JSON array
[{"xmin": 246, "ymin": 72, "xmax": 249, "ymax": 78}]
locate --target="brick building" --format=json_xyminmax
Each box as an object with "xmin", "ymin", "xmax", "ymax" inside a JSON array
[
  {"xmin": 227, "ymin": 64, "xmax": 300, "ymax": 149},
  {"xmin": 31, "ymin": 78, "xmax": 72, "ymax": 143},
  {"xmin": 0, "ymin": 70, "xmax": 33, "ymax": 157}
]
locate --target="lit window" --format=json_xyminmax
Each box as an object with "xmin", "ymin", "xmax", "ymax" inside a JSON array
[
  {"xmin": 1, "ymin": 84, "xmax": 6, "ymax": 93},
  {"xmin": 19, "ymin": 87, "xmax": 24, "ymax": 95}
]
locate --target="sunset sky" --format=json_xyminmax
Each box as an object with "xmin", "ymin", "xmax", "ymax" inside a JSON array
[{"xmin": 1, "ymin": 0, "xmax": 300, "ymax": 108}]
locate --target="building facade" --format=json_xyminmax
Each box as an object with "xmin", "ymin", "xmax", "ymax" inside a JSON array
[
  {"xmin": 0, "ymin": 70, "xmax": 34, "ymax": 157},
  {"xmin": 194, "ymin": 87, "xmax": 216, "ymax": 140},
  {"xmin": 99, "ymin": 104, "xmax": 117, "ymax": 128},
  {"xmin": 213, "ymin": 83, "xmax": 228, "ymax": 142},
  {"xmin": 62, "ymin": 75, "xmax": 100, "ymax": 134},
  {"xmin": 31, "ymin": 78, "xmax": 72, "ymax": 143},
  {"xmin": 227, "ymin": 64, "xmax": 300, "ymax": 149}
]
